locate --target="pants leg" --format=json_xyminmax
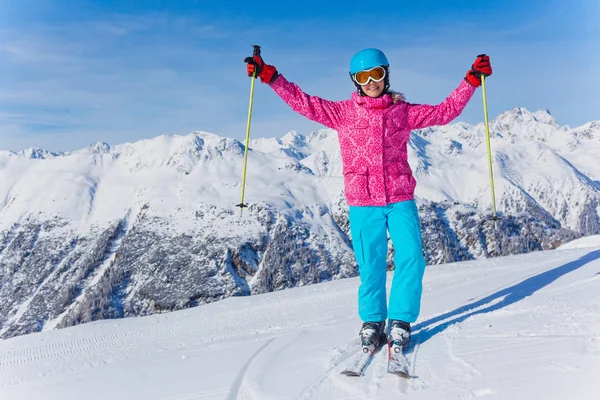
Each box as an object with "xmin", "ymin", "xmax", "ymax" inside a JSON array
[
  {"xmin": 386, "ymin": 200, "xmax": 426, "ymax": 323},
  {"xmin": 349, "ymin": 206, "xmax": 389, "ymax": 322}
]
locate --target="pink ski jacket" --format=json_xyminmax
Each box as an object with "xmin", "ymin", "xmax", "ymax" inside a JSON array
[{"xmin": 269, "ymin": 75, "xmax": 476, "ymax": 206}]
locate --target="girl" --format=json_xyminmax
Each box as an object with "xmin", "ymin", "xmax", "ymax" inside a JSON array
[{"xmin": 245, "ymin": 48, "xmax": 492, "ymax": 351}]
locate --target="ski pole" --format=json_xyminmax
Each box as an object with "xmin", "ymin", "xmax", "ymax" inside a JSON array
[
  {"xmin": 237, "ymin": 45, "xmax": 261, "ymax": 216},
  {"xmin": 481, "ymin": 74, "xmax": 498, "ymax": 222}
]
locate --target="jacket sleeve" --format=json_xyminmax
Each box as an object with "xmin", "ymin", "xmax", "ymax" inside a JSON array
[
  {"xmin": 406, "ymin": 79, "xmax": 476, "ymax": 130},
  {"xmin": 269, "ymin": 74, "xmax": 344, "ymax": 129}
]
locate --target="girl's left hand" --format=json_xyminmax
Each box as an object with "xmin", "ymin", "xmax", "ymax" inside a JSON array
[{"xmin": 245, "ymin": 54, "xmax": 278, "ymax": 84}]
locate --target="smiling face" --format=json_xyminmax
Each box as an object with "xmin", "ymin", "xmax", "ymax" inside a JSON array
[{"xmin": 360, "ymin": 79, "xmax": 385, "ymax": 97}]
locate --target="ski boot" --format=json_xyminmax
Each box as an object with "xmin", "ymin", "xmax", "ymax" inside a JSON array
[
  {"xmin": 388, "ymin": 320, "xmax": 411, "ymax": 353},
  {"xmin": 359, "ymin": 321, "xmax": 386, "ymax": 354}
]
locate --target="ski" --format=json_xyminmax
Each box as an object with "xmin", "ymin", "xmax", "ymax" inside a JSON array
[
  {"xmin": 387, "ymin": 340, "xmax": 410, "ymax": 378},
  {"xmin": 340, "ymin": 339, "xmax": 384, "ymax": 376}
]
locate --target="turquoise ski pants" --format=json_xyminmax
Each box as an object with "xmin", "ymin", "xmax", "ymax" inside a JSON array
[{"xmin": 349, "ymin": 200, "xmax": 426, "ymax": 323}]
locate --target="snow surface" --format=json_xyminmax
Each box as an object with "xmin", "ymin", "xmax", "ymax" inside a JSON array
[
  {"xmin": 1, "ymin": 245, "xmax": 599, "ymax": 399},
  {"xmin": 559, "ymin": 235, "xmax": 600, "ymax": 250}
]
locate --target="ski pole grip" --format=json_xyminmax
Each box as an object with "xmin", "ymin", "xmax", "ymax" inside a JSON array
[{"xmin": 253, "ymin": 45, "xmax": 261, "ymax": 57}]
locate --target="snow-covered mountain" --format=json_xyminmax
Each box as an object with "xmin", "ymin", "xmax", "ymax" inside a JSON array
[
  {"xmin": 1, "ymin": 107, "xmax": 599, "ymax": 339},
  {"xmin": 1, "ymin": 238, "xmax": 599, "ymax": 399}
]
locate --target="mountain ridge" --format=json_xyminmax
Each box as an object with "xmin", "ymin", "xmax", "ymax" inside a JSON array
[{"xmin": 0, "ymin": 106, "xmax": 598, "ymax": 339}]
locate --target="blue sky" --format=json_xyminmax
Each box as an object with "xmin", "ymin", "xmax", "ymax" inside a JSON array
[{"xmin": 1, "ymin": 0, "xmax": 599, "ymax": 152}]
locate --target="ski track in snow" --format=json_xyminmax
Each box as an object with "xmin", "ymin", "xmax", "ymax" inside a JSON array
[
  {"xmin": 226, "ymin": 338, "xmax": 276, "ymax": 400},
  {"xmin": 0, "ymin": 281, "xmax": 357, "ymax": 394},
  {"xmin": 1, "ymin": 246, "xmax": 600, "ymax": 399},
  {"xmin": 294, "ymin": 338, "xmax": 362, "ymax": 400},
  {"xmin": 443, "ymin": 332, "xmax": 482, "ymax": 380}
]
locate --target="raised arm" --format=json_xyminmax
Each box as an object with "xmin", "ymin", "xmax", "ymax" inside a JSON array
[
  {"xmin": 406, "ymin": 79, "xmax": 476, "ymax": 130},
  {"xmin": 406, "ymin": 54, "xmax": 492, "ymax": 130},
  {"xmin": 268, "ymin": 74, "xmax": 344, "ymax": 129},
  {"xmin": 245, "ymin": 49, "xmax": 344, "ymax": 129}
]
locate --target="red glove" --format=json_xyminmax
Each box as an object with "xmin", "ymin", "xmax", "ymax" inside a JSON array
[
  {"xmin": 465, "ymin": 54, "xmax": 492, "ymax": 87},
  {"xmin": 245, "ymin": 54, "xmax": 278, "ymax": 84}
]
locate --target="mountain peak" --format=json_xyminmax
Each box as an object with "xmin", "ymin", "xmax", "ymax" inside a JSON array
[
  {"xmin": 280, "ymin": 130, "xmax": 307, "ymax": 149},
  {"xmin": 532, "ymin": 109, "xmax": 558, "ymax": 125},
  {"xmin": 78, "ymin": 142, "xmax": 111, "ymax": 154},
  {"xmin": 17, "ymin": 147, "xmax": 58, "ymax": 159},
  {"xmin": 497, "ymin": 106, "xmax": 558, "ymax": 127},
  {"xmin": 192, "ymin": 131, "xmax": 223, "ymax": 142}
]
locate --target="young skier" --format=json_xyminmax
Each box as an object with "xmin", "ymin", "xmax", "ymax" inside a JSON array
[{"xmin": 245, "ymin": 48, "xmax": 492, "ymax": 354}]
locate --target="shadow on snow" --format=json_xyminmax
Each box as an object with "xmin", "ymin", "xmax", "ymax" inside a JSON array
[{"xmin": 413, "ymin": 249, "xmax": 600, "ymax": 345}]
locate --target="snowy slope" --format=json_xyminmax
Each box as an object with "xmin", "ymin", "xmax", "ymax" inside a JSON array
[
  {"xmin": 1, "ymin": 242, "xmax": 599, "ymax": 400},
  {"xmin": 559, "ymin": 234, "xmax": 600, "ymax": 250},
  {"xmin": 2, "ymin": 107, "xmax": 598, "ymax": 233},
  {"xmin": 0, "ymin": 107, "xmax": 598, "ymax": 340},
  {"xmin": 409, "ymin": 107, "xmax": 600, "ymax": 233}
]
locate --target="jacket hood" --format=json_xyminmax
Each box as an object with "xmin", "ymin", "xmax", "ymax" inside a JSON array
[
  {"xmin": 389, "ymin": 91, "xmax": 406, "ymax": 103},
  {"xmin": 352, "ymin": 90, "xmax": 406, "ymax": 109}
]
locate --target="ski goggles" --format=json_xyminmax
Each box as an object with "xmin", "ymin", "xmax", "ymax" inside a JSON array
[{"xmin": 353, "ymin": 66, "xmax": 386, "ymax": 85}]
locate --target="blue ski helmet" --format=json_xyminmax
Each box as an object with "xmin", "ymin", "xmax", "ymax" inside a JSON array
[{"xmin": 349, "ymin": 48, "xmax": 389, "ymax": 74}]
